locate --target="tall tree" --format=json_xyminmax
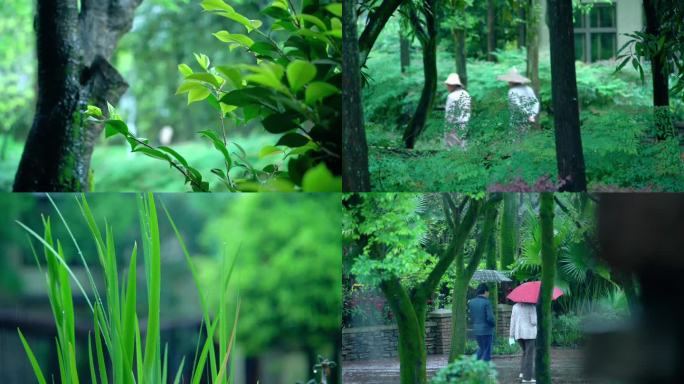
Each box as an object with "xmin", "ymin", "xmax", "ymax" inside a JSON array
[
  {"xmin": 536, "ymin": 192, "xmax": 556, "ymax": 384},
  {"xmin": 359, "ymin": 0, "xmax": 405, "ymax": 66},
  {"xmin": 343, "ymin": 0, "xmax": 371, "ymax": 191},
  {"xmin": 13, "ymin": 0, "xmax": 142, "ymax": 191},
  {"xmin": 526, "ymin": 0, "xmax": 541, "ymax": 96},
  {"xmin": 486, "ymin": 0, "xmax": 496, "ymax": 61},
  {"xmin": 449, "ymin": 194, "xmax": 502, "ymax": 361},
  {"xmin": 643, "ymin": 0, "xmax": 669, "ymax": 110},
  {"xmin": 346, "ymin": 193, "xmax": 483, "ymax": 384},
  {"xmin": 447, "ymin": 0, "xmax": 469, "ymax": 87},
  {"xmin": 547, "ymin": 0, "xmax": 587, "ymax": 192},
  {"xmin": 400, "ymin": 29, "xmax": 411, "ymax": 74},
  {"xmin": 402, "ymin": 0, "xmax": 440, "ymax": 149},
  {"xmin": 499, "ymin": 193, "xmax": 519, "ymax": 270},
  {"xmin": 485, "ymin": 201, "xmax": 501, "ymax": 341}
]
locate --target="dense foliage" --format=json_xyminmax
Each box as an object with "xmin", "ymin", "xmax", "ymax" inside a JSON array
[{"xmin": 429, "ymin": 356, "xmax": 497, "ymax": 384}]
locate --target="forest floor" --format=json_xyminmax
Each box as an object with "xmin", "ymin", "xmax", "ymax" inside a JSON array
[{"xmin": 342, "ymin": 348, "xmax": 614, "ymax": 384}]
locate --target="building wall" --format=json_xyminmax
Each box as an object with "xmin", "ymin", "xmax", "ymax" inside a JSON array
[
  {"xmin": 539, "ymin": 0, "xmax": 643, "ymax": 57},
  {"xmin": 342, "ymin": 305, "xmax": 513, "ymax": 361}
]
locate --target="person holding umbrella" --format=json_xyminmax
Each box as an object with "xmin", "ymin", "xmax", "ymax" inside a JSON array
[
  {"xmin": 507, "ymin": 281, "xmax": 564, "ymax": 383},
  {"xmin": 468, "ymin": 283, "xmax": 496, "ymax": 361}
]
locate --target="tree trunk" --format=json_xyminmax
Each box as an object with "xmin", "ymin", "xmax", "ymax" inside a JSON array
[
  {"xmin": 536, "ymin": 192, "xmax": 556, "ymax": 384},
  {"xmin": 358, "ymin": 0, "xmax": 404, "ymax": 66},
  {"xmin": 500, "ymin": 193, "xmax": 518, "ymax": 270},
  {"xmin": 403, "ymin": 0, "xmax": 439, "ymax": 149},
  {"xmin": 342, "ymin": 0, "xmax": 371, "ymax": 191},
  {"xmin": 381, "ymin": 280, "xmax": 427, "ymax": 384},
  {"xmin": 526, "ymin": 0, "xmax": 541, "ymax": 96},
  {"xmin": 449, "ymin": 279, "xmax": 469, "ymax": 361},
  {"xmin": 518, "ymin": 6, "xmax": 526, "ymax": 49},
  {"xmin": 547, "ymin": 0, "xmax": 587, "ymax": 192},
  {"xmin": 400, "ymin": 31, "xmax": 411, "ymax": 74},
  {"xmin": 453, "ymin": 28, "xmax": 468, "ymax": 87},
  {"xmin": 486, "ymin": 202, "xmax": 501, "ymax": 340},
  {"xmin": 13, "ymin": 0, "xmax": 141, "ymax": 192},
  {"xmin": 487, "ymin": 0, "xmax": 496, "ymax": 62},
  {"xmin": 643, "ymin": 0, "xmax": 674, "ymax": 140}
]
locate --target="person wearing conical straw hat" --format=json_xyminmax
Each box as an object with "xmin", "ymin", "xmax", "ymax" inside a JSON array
[
  {"xmin": 497, "ymin": 68, "xmax": 540, "ymax": 138},
  {"xmin": 443, "ymin": 73, "xmax": 471, "ymax": 149}
]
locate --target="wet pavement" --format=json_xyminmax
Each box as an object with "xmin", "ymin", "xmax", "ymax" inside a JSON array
[{"xmin": 343, "ymin": 348, "xmax": 611, "ymax": 383}]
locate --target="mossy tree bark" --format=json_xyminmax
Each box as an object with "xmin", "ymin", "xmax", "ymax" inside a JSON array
[
  {"xmin": 486, "ymin": 0, "xmax": 496, "ymax": 62},
  {"xmin": 547, "ymin": 0, "xmax": 587, "ymax": 192},
  {"xmin": 485, "ymin": 201, "xmax": 501, "ymax": 340},
  {"xmin": 403, "ymin": 0, "xmax": 439, "ymax": 149},
  {"xmin": 453, "ymin": 25, "xmax": 468, "ymax": 87},
  {"xmin": 535, "ymin": 192, "xmax": 556, "ymax": 384},
  {"xmin": 376, "ymin": 195, "xmax": 483, "ymax": 384},
  {"xmin": 449, "ymin": 194, "xmax": 502, "ymax": 361},
  {"xmin": 499, "ymin": 193, "xmax": 519, "ymax": 270},
  {"xmin": 13, "ymin": 0, "xmax": 142, "ymax": 192},
  {"xmin": 342, "ymin": 0, "xmax": 371, "ymax": 191},
  {"xmin": 526, "ymin": 0, "xmax": 541, "ymax": 96}
]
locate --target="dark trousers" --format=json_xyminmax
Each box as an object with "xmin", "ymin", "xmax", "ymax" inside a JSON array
[
  {"xmin": 518, "ymin": 338, "xmax": 536, "ymax": 380},
  {"xmin": 475, "ymin": 335, "xmax": 493, "ymax": 361}
]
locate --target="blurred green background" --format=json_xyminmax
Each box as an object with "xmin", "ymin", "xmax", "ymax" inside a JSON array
[{"xmin": 0, "ymin": 193, "xmax": 342, "ymax": 383}]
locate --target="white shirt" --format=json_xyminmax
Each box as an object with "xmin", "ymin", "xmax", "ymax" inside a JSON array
[
  {"xmin": 509, "ymin": 303, "xmax": 537, "ymax": 340},
  {"xmin": 508, "ymin": 85, "xmax": 540, "ymax": 119},
  {"xmin": 445, "ymin": 88, "xmax": 472, "ymax": 125}
]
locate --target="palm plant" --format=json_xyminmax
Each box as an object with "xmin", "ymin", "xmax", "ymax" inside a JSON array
[{"xmin": 16, "ymin": 193, "xmax": 239, "ymax": 384}]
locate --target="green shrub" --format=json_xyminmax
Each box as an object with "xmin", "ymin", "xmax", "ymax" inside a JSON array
[
  {"xmin": 429, "ymin": 356, "xmax": 498, "ymax": 384},
  {"xmin": 552, "ymin": 314, "xmax": 584, "ymax": 347},
  {"xmin": 493, "ymin": 337, "xmax": 521, "ymax": 355}
]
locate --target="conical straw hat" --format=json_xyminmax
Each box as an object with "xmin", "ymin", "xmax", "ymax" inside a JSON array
[
  {"xmin": 444, "ymin": 73, "xmax": 463, "ymax": 86},
  {"xmin": 497, "ymin": 67, "xmax": 531, "ymax": 84}
]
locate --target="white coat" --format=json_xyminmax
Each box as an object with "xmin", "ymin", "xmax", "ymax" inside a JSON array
[{"xmin": 509, "ymin": 302, "xmax": 538, "ymax": 340}]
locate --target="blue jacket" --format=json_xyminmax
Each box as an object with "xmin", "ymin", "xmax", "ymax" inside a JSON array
[{"xmin": 468, "ymin": 295, "xmax": 495, "ymax": 336}]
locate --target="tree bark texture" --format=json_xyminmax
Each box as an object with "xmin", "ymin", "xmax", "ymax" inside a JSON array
[
  {"xmin": 13, "ymin": 0, "xmax": 142, "ymax": 191},
  {"xmin": 485, "ymin": 201, "xmax": 501, "ymax": 340},
  {"xmin": 358, "ymin": 0, "xmax": 404, "ymax": 66},
  {"xmin": 499, "ymin": 193, "xmax": 518, "ymax": 270},
  {"xmin": 487, "ymin": 0, "xmax": 496, "ymax": 61},
  {"xmin": 342, "ymin": 0, "xmax": 371, "ymax": 191},
  {"xmin": 400, "ymin": 31, "xmax": 411, "ymax": 74},
  {"xmin": 547, "ymin": 0, "xmax": 587, "ymax": 192},
  {"xmin": 403, "ymin": 0, "xmax": 439, "ymax": 149},
  {"xmin": 526, "ymin": 0, "xmax": 540, "ymax": 95},
  {"xmin": 453, "ymin": 27, "xmax": 468, "ymax": 87},
  {"xmin": 535, "ymin": 192, "xmax": 556, "ymax": 384}
]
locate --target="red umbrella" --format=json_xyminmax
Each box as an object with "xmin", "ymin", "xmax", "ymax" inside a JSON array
[{"xmin": 506, "ymin": 281, "xmax": 563, "ymax": 304}]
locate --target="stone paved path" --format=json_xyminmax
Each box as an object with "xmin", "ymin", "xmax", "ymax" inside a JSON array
[{"xmin": 343, "ymin": 348, "xmax": 612, "ymax": 384}]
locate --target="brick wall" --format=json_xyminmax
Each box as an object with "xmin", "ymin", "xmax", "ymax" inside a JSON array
[{"xmin": 342, "ymin": 306, "xmax": 513, "ymax": 361}]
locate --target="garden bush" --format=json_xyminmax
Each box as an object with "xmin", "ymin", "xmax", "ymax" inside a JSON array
[
  {"xmin": 429, "ymin": 356, "xmax": 498, "ymax": 384},
  {"xmin": 552, "ymin": 314, "xmax": 584, "ymax": 347}
]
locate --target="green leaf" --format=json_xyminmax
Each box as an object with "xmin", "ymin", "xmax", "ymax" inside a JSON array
[
  {"xmin": 286, "ymin": 60, "xmax": 317, "ymax": 92},
  {"xmin": 276, "ymin": 132, "xmax": 309, "ymax": 147},
  {"xmin": 325, "ymin": 3, "xmax": 342, "ymax": 17},
  {"xmin": 297, "ymin": 14, "xmax": 327, "ymax": 31},
  {"xmin": 213, "ymin": 31, "xmax": 254, "ymax": 49},
  {"xmin": 178, "ymin": 64, "xmax": 193, "ymax": 77},
  {"xmin": 176, "ymin": 80, "xmax": 205, "ymax": 95},
  {"xmin": 301, "ymin": 163, "xmax": 342, "ymax": 192},
  {"xmin": 187, "ymin": 87, "xmax": 212, "ymax": 104},
  {"xmin": 158, "ymin": 146, "xmax": 190, "ymax": 168},
  {"xmin": 245, "ymin": 73, "xmax": 286, "ymax": 92},
  {"xmin": 199, "ymin": 130, "xmax": 232, "ymax": 168},
  {"xmin": 258, "ymin": 145, "xmax": 284, "ymax": 158},
  {"xmin": 304, "ymin": 82, "xmax": 339, "ymax": 104},
  {"xmin": 186, "ymin": 73, "xmax": 223, "ymax": 88},
  {"xmin": 194, "ymin": 53, "xmax": 210, "ymax": 70},
  {"xmin": 261, "ymin": 112, "xmax": 300, "ymax": 133},
  {"xmin": 85, "ymin": 105, "xmax": 103, "ymax": 119},
  {"xmin": 216, "ymin": 66, "xmax": 243, "ymax": 88},
  {"xmin": 249, "ymin": 42, "xmax": 279, "ymax": 56},
  {"xmin": 133, "ymin": 147, "xmax": 172, "ymax": 162},
  {"xmin": 201, "ymin": 0, "xmax": 233, "ymax": 12},
  {"xmin": 104, "ymin": 120, "xmax": 128, "ymax": 138},
  {"xmin": 17, "ymin": 329, "xmax": 47, "ymax": 384}
]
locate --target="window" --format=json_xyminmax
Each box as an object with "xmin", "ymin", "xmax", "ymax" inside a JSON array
[{"xmin": 573, "ymin": 3, "xmax": 617, "ymax": 63}]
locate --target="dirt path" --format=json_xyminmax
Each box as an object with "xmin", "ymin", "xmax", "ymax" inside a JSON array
[{"xmin": 343, "ymin": 348, "xmax": 611, "ymax": 384}]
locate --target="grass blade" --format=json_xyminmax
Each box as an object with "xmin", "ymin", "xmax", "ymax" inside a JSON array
[
  {"xmin": 215, "ymin": 298, "xmax": 241, "ymax": 384},
  {"xmin": 141, "ymin": 193, "xmax": 162, "ymax": 383},
  {"xmin": 17, "ymin": 329, "xmax": 48, "ymax": 384},
  {"xmin": 173, "ymin": 357, "xmax": 186, "ymax": 384}
]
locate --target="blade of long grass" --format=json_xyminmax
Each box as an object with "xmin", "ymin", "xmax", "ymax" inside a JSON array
[
  {"xmin": 94, "ymin": 307, "xmax": 109, "ymax": 384},
  {"xmin": 49, "ymin": 194, "xmax": 103, "ymax": 312},
  {"xmin": 17, "ymin": 329, "xmax": 48, "ymax": 384},
  {"xmin": 215, "ymin": 298, "xmax": 241, "ymax": 384},
  {"xmin": 16, "ymin": 221, "xmax": 94, "ymax": 312},
  {"xmin": 76, "ymin": 195, "xmax": 107, "ymax": 267},
  {"xmin": 191, "ymin": 315, "xmax": 220, "ymax": 384},
  {"xmin": 173, "ymin": 357, "xmax": 186, "ymax": 384},
  {"xmin": 135, "ymin": 316, "xmax": 143, "ymax": 381},
  {"xmin": 68, "ymin": 342, "xmax": 80, "ymax": 384},
  {"xmin": 141, "ymin": 193, "xmax": 162, "ymax": 384},
  {"xmin": 55, "ymin": 338, "xmax": 67, "ymax": 384},
  {"xmin": 88, "ymin": 334, "xmax": 98, "ymax": 384},
  {"xmin": 162, "ymin": 343, "xmax": 169, "ymax": 384},
  {"xmin": 122, "ymin": 243, "xmax": 138, "ymax": 370},
  {"xmin": 104, "ymin": 222, "xmax": 124, "ymax": 384}
]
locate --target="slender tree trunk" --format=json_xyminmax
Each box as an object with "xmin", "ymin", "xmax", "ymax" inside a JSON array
[
  {"xmin": 486, "ymin": 202, "xmax": 501, "ymax": 340},
  {"xmin": 449, "ymin": 279, "xmax": 469, "ymax": 361},
  {"xmin": 400, "ymin": 31, "xmax": 411, "ymax": 74},
  {"xmin": 643, "ymin": 0, "xmax": 674, "ymax": 140},
  {"xmin": 547, "ymin": 0, "xmax": 587, "ymax": 192},
  {"xmin": 518, "ymin": 6, "xmax": 526, "ymax": 49},
  {"xmin": 536, "ymin": 192, "xmax": 556, "ymax": 384},
  {"xmin": 403, "ymin": 0, "xmax": 439, "ymax": 149},
  {"xmin": 453, "ymin": 28, "xmax": 468, "ymax": 87},
  {"xmin": 487, "ymin": 0, "xmax": 497, "ymax": 61},
  {"xmin": 13, "ymin": 0, "xmax": 141, "ymax": 192},
  {"xmin": 526, "ymin": 0, "xmax": 541, "ymax": 96},
  {"xmin": 500, "ymin": 193, "xmax": 518, "ymax": 270},
  {"xmin": 358, "ymin": 0, "xmax": 404, "ymax": 66},
  {"xmin": 342, "ymin": 0, "xmax": 370, "ymax": 191}
]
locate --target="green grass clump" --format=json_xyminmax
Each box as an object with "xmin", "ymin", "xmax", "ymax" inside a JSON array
[{"xmin": 16, "ymin": 193, "xmax": 239, "ymax": 384}]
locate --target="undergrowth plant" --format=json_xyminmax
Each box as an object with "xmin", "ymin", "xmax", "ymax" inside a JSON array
[
  {"xmin": 85, "ymin": 0, "xmax": 341, "ymax": 192},
  {"xmin": 16, "ymin": 193, "xmax": 239, "ymax": 384}
]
